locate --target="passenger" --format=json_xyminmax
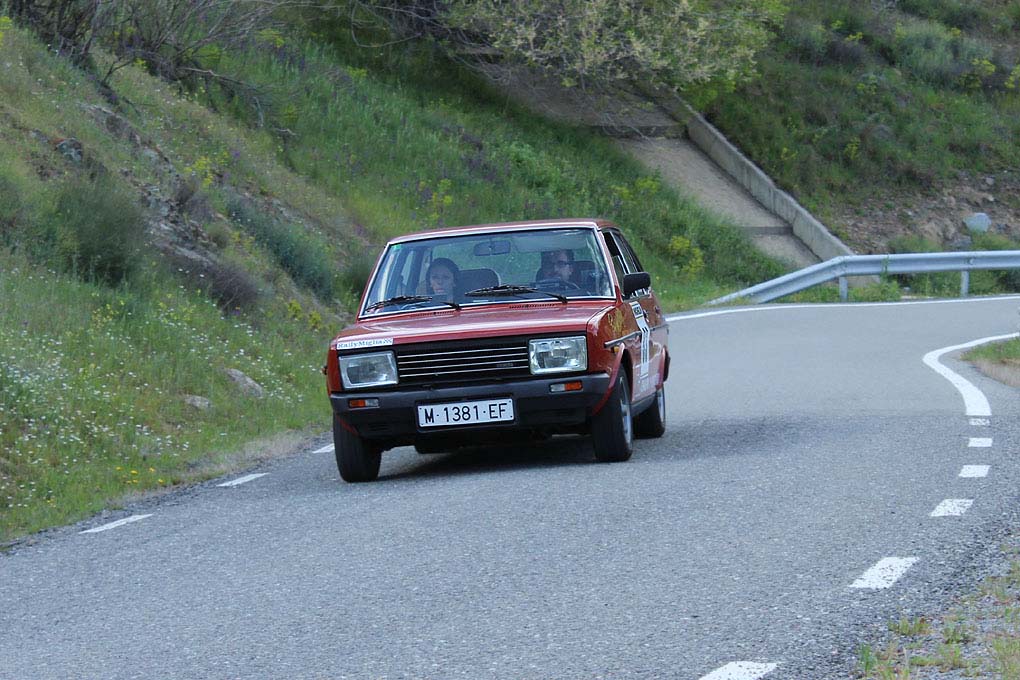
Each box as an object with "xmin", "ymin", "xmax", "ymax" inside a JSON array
[{"xmin": 426, "ymin": 258, "xmax": 459, "ymax": 302}]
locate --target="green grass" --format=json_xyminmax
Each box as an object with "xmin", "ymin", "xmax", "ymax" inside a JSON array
[
  {"xmin": 703, "ymin": 0, "xmax": 1020, "ymax": 224},
  {"xmin": 966, "ymin": 336, "xmax": 1020, "ymax": 364},
  {"xmin": 0, "ymin": 250, "xmax": 326, "ymax": 542}
]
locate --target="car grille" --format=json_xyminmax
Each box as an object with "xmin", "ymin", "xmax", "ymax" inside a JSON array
[{"xmin": 396, "ymin": 339, "xmax": 531, "ymax": 386}]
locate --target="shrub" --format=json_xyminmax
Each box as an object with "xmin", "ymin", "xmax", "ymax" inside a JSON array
[
  {"xmin": 168, "ymin": 252, "xmax": 262, "ymax": 311},
  {"xmin": 337, "ymin": 249, "xmax": 378, "ymax": 307},
  {"xmin": 45, "ymin": 174, "xmax": 147, "ymax": 285},
  {"xmin": 0, "ymin": 170, "xmax": 27, "ymax": 245},
  {"xmin": 666, "ymin": 235, "xmax": 705, "ymax": 281},
  {"xmin": 1008, "ymin": 2, "xmax": 1020, "ymax": 32},
  {"xmin": 890, "ymin": 20, "xmax": 993, "ymax": 87},
  {"xmin": 897, "ymin": 0, "xmax": 990, "ymax": 29},
  {"xmin": 784, "ymin": 18, "xmax": 830, "ymax": 64},
  {"xmin": 971, "ymin": 232, "xmax": 1020, "ymax": 292},
  {"xmin": 226, "ymin": 198, "xmax": 336, "ymax": 299}
]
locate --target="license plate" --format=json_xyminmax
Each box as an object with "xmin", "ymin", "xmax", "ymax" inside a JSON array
[{"xmin": 417, "ymin": 398, "xmax": 514, "ymax": 428}]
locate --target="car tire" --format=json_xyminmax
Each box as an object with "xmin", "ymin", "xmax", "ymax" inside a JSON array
[
  {"xmin": 634, "ymin": 386, "xmax": 666, "ymax": 439},
  {"xmin": 333, "ymin": 414, "xmax": 381, "ymax": 482},
  {"xmin": 591, "ymin": 373, "xmax": 633, "ymax": 462}
]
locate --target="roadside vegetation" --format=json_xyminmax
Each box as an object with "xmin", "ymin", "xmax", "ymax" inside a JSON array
[
  {"xmin": 704, "ymin": 0, "xmax": 1020, "ymax": 255},
  {"xmin": 0, "ymin": 5, "xmax": 784, "ymax": 542},
  {"xmin": 857, "ymin": 537, "xmax": 1020, "ymax": 678}
]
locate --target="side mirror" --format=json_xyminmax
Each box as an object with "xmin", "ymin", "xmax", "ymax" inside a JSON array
[{"xmin": 622, "ymin": 272, "xmax": 651, "ymax": 297}]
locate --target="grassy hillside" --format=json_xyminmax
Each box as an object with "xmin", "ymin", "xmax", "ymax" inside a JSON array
[
  {"xmin": 704, "ymin": 0, "xmax": 1020, "ymax": 255},
  {"xmin": 0, "ymin": 13, "xmax": 786, "ymax": 542}
]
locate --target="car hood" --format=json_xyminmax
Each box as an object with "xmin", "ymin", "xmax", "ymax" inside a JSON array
[{"xmin": 334, "ymin": 300, "xmax": 613, "ymax": 348}]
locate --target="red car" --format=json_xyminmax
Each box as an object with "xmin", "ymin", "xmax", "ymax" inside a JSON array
[{"xmin": 324, "ymin": 219, "xmax": 669, "ymax": 482}]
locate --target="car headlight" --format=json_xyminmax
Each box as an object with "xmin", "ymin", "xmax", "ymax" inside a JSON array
[
  {"xmin": 339, "ymin": 351, "xmax": 398, "ymax": 388},
  {"xmin": 529, "ymin": 336, "xmax": 587, "ymax": 375}
]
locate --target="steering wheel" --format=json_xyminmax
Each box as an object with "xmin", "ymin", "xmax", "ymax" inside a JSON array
[{"xmin": 535, "ymin": 277, "xmax": 581, "ymax": 291}]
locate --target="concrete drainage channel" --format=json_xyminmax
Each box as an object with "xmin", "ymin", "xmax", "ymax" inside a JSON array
[{"xmin": 479, "ymin": 64, "xmax": 853, "ymax": 271}]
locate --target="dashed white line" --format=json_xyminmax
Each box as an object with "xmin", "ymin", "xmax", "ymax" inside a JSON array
[
  {"xmin": 970, "ymin": 417, "xmax": 990, "ymax": 427},
  {"xmin": 850, "ymin": 557, "xmax": 919, "ymax": 589},
  {"xmin": 959, "ymin": 465, "xmax": 990, "ymax": 478},
  {"xmin": 217, "ymin": 473, "xmax": 267, "ymax": 487},
  {"xmin": 930, "ymin": 499, "xmax": 974, "ymax": 517},
  {"xmin": 80, "ymin": 514, "xmax": 153, "ymax": 534},
  {"xmin": 968, "ymin": 437, "xmax": 993, "ymax": 448},
  {"xmin": 698, "ymin": 661, "xmax": 778, "ymax": 680},
  {"xmin": 314, "ymin": 443, "xmax": 335, "ymax": 454}
]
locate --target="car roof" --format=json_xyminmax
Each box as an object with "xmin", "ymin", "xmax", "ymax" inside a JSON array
[{"xmin": 387, "ymin": 218, "xmax": 617, "ymax": 245}]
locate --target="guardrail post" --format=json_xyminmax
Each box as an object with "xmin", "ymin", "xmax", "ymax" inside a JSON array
[
  {"xmin": 839, "ymin": 276, "xmax": 848, "ymax": 302},
  {"xmin": 960, "ymin": 270, "xmax": 969, "ymax": 297}
]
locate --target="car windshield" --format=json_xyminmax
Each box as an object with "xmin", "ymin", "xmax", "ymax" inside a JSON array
[{"xmin": 361, "ymin": 227, "xmax": 614, "ymax": 316}]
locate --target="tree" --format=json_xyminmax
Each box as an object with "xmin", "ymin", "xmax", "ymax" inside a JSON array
[
  {"xmin": 338, "ymin": 0, "xmax": 788, "ymax": 97},
  {"xmin": 7, "ymin": 0, "xmax": 105, "ymax": 64}
]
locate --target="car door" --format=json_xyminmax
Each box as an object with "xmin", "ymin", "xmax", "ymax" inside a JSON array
[{"xmin": 602, "ymin": 229, "xmax": 666, "ymax": 402}]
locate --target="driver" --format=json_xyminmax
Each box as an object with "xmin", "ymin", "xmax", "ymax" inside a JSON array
[{"xmin": 538, "ymin": 249, "xmax": 574, "ymax": 283}]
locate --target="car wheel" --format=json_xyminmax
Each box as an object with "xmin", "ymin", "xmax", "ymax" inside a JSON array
[
  {"xmin": 333, "ymin": 414, "xmax": 381, "ymax": 482},
  {"xmin": 591, "ymin": 373, "xmax": 633, "ymax": 462},
  {"xmin": 634, "ymin": 386, "xmax": 666, "ymax": 439}
]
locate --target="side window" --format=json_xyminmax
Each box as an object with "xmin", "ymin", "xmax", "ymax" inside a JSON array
[
  {"xmin": 602, "ymin": 234, "xmax": 628, "ymax": 287},
  {"xmin": 611, "ymin": 233, "xmax": 642, "ymax": 273},
  {"xmin": 603, "ymin": 231, "xmax": 647, "ymax": 297}
]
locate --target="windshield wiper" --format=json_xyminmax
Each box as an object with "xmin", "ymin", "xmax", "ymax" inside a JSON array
[
  {"xmin": 364, "ymin": 295, "xmax": 460, "ymax": 312},
  {"xmin": 464, "ymin": 284, "xmax": 567, "ymax": 303}
]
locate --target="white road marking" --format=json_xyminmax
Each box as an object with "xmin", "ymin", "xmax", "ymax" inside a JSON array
[
  {"xmin": 850, "ymin": 557, "xmax": 919, "ymax": 589},
  {"xmin": 217, "ymin": 473, "xmax": 267, "ymax": 487},
  {"xmin": 314, "ymin": 443, "xmax": 335, "ymax": 454},
  {"xmin": 968, "ymin": 437, "xmax": 993, "ymax": 448},
  {"xmin": 665, "ymin": 295, "xmax": 1020, "ymax": 323},
  {"xmin": 80, "ymin": 514, "xmax": 152, "ymax": 534},
  {"xmin": 960, "ymin": 465, "xmax": 990, "ymax": 478},
  {"xmin": 922, "ymin": 334, "xmax": 1019, "ymax": 417},
  {"xmin": 970, "ymin": 417, "xmax": 990, "ymax": 426},
  {"xmin": 930, "ymin": 499, "xmax": 973, "ymax": 517},
  {"xmin": 698, "ymin": 662, "xmax": 778, "ymax": 680}
]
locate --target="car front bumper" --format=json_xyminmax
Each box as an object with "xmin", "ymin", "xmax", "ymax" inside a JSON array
[{"xmin": 330, "ymin": 374, "xmax": 611, "ymax": 444}]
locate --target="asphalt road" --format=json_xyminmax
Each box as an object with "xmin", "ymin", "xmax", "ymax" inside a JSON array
[{"xmin": 2, "ymin": 297, "xmax": 1019, "ymax": 680}]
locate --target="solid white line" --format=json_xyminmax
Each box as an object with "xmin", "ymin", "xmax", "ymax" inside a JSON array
[
  {"xmin": 217, "ymin": 473, "xmax": 267, "ymax": 487},
  {"xmin": 968, "ymin": 437, "xmax": 993, "ymax": 448},
  {"xmin": 930, "ymin": 499, "xmax": 974, "ymax": 517},
  {"xmin": 850, "ymin": 557, "xmax": 919, "ymax": 589},
  {"xmin": 960, "ymin": 465, "xmax": 990, "ymax": 478},
  {"xmin": 698, "ymin": 662, "xmax": 778, "ymax": 680},
  {"xmin": 922, "ymin": 333, "xmax": 1019, "ymax": 417},
  {"xmin": 666, "ymin": 295, "xmax": 1020, "ymax": 322},
  {"xmin": 80, "ymin": 514, "xmax": 153, "ymax": 534},
  {"xmin": 313, "ymin": 443, "xmax": 335, "ymax": 454}
]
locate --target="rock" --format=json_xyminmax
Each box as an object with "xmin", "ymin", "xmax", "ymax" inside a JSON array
[
  {"xmin": 918, "ymin": 216, "xmax": 955, "ymax": 243},
  {"xmin": 225, "ymin": 368, "xmax": 265, "ymax": 398},
  {"xmin": 183, "ymin": 395, "xmax": 211, "ymax": 410},
  {"xmin": 949, "ymin": 235, "xmax": 973, "ymax": 250},
  {"xmin": 985, "ymin": 176, "xmax": 995, "ymax": 188},
  {"xmin": 964, "ymin": 212, "xmax": 992, "ymax": 233},
  {"xmin": 957, "ymin": 186, "xmax": 995, "ymax": 205},
  {"xmin": 54, "ymin": 138, "xmax": 83, "ymax": 165}
]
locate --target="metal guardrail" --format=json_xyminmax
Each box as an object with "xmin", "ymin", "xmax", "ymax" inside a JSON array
[{"xmin": 709, "ymin": 250, "xmax": 1020, "ymax": 305}]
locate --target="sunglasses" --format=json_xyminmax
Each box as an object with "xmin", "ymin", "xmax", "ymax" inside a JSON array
[{"xmin": 554, "ymin": 260, "xmax": 573, "ymax": 267}]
